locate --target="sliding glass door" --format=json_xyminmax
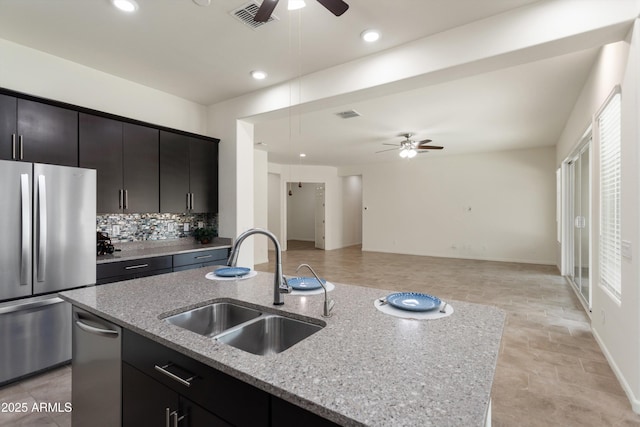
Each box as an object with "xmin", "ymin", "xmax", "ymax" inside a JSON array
[{"xmin": 568, "ymin": 137, "xmax": 591, "ymax": 308}]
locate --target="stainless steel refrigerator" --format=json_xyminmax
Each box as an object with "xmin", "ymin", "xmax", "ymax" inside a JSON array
[{"xmin": 0, "ymin": 159, "xmax": 96, "ymax": 385}]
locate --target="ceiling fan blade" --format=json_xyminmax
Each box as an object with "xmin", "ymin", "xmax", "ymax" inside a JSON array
[
  {"xmin": 417, "ymin": 145, "xmax": 444, "ymax": 150},
  {"xmin": 375, "ymin": 147, "xmax": 400, "ymax": 153},
  {"xmin": 382, "ymin": 143, "xmax": 400, "ymax": 147},
  {"xmin": 255, "ymin": 0, "xmax": 279, "ymax": 22},
  {"xmin": 417, "ymin": 139, "xmax": 433, "ymax": 145},
  {"xmin": 316, "ymin": 0, "xmax": 349, "ymax": 16}
]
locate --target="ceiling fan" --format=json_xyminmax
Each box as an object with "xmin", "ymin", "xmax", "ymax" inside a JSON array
[
  {"xmin": 376, "ymin": 133, "xmax": 444, "ymax": 158},
  {"xmin": 254, "ymin": 0, "xmax": 349, "ymax": 22}
]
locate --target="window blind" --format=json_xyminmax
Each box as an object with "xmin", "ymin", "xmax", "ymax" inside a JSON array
[{"xmin": 599, "ymin": 92, "xmax": 621, "ymax": 299}]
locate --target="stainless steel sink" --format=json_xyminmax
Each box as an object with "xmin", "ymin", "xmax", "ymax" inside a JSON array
[
  {"xmin": 164, "ymin": 302, "xmax": 262, "ymax": 337},
  {"xmin": 215, "ymin": 315, "xmax": 323, "ymax": 356}
]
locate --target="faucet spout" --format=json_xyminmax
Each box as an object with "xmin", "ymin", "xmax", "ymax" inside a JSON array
[
  {"xmin": 227, "ymin": 228, "xmax": 291, "ymax": 305},
  {"xmin": 296, "ymin": 263, "xmax": 334, "ymax": 318}
]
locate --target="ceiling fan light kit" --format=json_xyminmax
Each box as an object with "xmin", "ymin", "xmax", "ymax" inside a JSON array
[
  {"xmin": 288, "ymin": 0, "xmax": 306, "ymax": 10},
  {"xmin": 254, "ymin": 0, "xmax": 349, "ymax": 22},
  {"xmin": 376, "ymin": 133, "xmax": 444, "ymax": 159}
]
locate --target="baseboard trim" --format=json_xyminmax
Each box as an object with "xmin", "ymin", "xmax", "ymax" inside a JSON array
[
  {"xmin": 591, "ymin": 327, "xmax": 640, "ymax": 413},
  {"xmin": 360, "ymin": 247, "xmax": 556, "ymax": 266}
]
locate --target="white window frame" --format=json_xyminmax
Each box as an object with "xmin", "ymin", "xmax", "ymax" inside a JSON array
[{"xmin": 596, "ymin": 87, "xmax": 622, "ymax": 301}]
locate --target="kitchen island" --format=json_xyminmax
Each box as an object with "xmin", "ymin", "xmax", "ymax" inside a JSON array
[{"xmin": 60, "ymin": 267, "xmax": 505, "ymax": 426}]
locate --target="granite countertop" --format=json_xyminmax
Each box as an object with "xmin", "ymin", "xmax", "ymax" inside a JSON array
[
  {"xmin": 59, "ymin": 268, "xmax": 505, "ymax": 426},
  {"xmin": 97, "ymin": 237, "xmax": 232, "ymax": 264}
]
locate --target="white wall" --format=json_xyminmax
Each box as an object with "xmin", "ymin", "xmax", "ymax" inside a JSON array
[
  {"xmin": 267, "ymin": 172, "xmax": 282, "ymax": 251},
  {"xmin": 0, "ymin": 39, "xmax": 207, "ymax": 134},
  {"xmin": 341, "ymin": 175, "xmax": 363, "ymax": 247},
  {"xmin": 555, "ymin": 25, "xmax": 640, "ymax": 411},
  {"xmin": 254, "ymin": 150, "xmax": 269, "ymax": 264},
  {"xmin": 342, "ymin": 147, "xmax": 557, "ymax": 264},
  {"xmin": 286, "ymin": 183, "xmax": 317, "ymax": 241}
]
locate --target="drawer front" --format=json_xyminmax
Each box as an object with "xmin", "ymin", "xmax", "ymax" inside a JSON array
[
  {"xmin": 96, "ymin": 268, "xmax": 173, "ymax": 285},
  {"xmin": 173, "ymin": 248, "xmax": 228, "ymax": 268},
  {"xmin": 123, "ymin": 330, "xmax": 269, "ymax": 427},
  {"xmin": 97, "ymin": 256, "xmax": 173, "ymax": 281}
]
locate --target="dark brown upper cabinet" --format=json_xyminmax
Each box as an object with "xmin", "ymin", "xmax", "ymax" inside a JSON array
[
  {"xmin": 79, "ymin": 113, "xmax": 159, "ymax": 214},
  {"xmin": 0, "ymin": 94, "xmax": 78, "ymax": 166},
  {"xmin": 160, "ymin": 131, "xmax": 217, "ymax": 214}
]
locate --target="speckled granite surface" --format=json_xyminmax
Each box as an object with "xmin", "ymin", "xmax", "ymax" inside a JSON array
[
  {"xmin": 96, "ymin": 237, "xmax": 232, "ymax": 264},
  {"xmin": 59, "ymin": 268, "xmax": 505, "ymax": 426}
]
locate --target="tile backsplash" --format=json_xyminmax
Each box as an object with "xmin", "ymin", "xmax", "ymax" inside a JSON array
[{"xmin": 97, "ymin": 213, "xmax": 217, "ymax": 242}]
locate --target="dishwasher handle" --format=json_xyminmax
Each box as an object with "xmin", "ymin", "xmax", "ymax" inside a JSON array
[{"xmin": 73, "ymin": 312, "xmax": 120, "ymax": 337}]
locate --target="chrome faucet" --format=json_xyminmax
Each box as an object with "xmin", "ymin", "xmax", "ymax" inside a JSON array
[
  {"xmin": 227, "ymin": 228, "xmax": 291, "ymax": 305},
  {"xmin": 296, "ymin": 263, "xmax": 334, "ymax": 317}
]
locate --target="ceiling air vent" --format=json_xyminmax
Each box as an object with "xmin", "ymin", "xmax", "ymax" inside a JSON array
[
  {"xmin": 335, "ymin": 110, "xmax": 361, "ymax": 119},
  {"xmin": 232, "ymin": 2, "xmax": 278, "ymax": 29}
]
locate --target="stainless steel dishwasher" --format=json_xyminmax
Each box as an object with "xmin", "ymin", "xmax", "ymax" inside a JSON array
[{"xmin": 72, "ymin": 306, "xmax": 122, "ymax": 427}]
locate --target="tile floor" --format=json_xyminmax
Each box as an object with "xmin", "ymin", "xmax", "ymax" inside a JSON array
[{"xmin": 1, "ymin": 242, "xmax": 639, "ymax": 426}]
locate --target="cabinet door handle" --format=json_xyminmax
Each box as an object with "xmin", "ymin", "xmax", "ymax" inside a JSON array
[
  {"xmin": 165, "ymin": 408, "xmax": 171, "ymax": 427},
  {"xmin": 11, "ymin": 134, "xmax": 16, "ymax": 160},
  {"xmin": 124, "ymin": 263, "xmax": 148, "ymax": 270},
  {"xmin": 119, "ymin": 189, "xmax": 123, "ymax": 209},
  {"xmin": 154, "ymin": 363, "xmax": 195, "ymax": 387},
  {"xmin": 190, "ymin": 193, "xmax": 194, "ymax": 210},
  {"xmin": 186, "ymin": 193, "xmax": 190, "ymax": 210},
  {"xmin": 195, "ymin": 255, "xmax": 212, "ymax": 260},
  {"xmin": 19, "ymin": 135, "xmax": 24, "ymax": 160},
  {"xmin": 124, "ymin": 189, "xmax": 128, "ymax": 210}
]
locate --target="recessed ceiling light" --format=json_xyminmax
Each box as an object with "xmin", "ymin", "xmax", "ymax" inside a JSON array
[
  {"xmin": 192, "ymin": 0, "xmax": 211, "ymax": 6},
  {"xmin": 111, "ymin": 0, "xmax": 138, "ymax": 13},
  {"xmin": 251, "ymin": 70, "xmax": 267, "ymax": 80},
  {"xmin": 361, "ymin": 29, "xmax": 380, "ymax": 43},
  {"xmin": 299, "ymin": 153, "xmax": 306, "ymax": 158}
]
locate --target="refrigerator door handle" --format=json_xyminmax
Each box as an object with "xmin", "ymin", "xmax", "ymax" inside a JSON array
[
  {"xmin": 20, "ymin": 174, "xmax": 30, "ymax": 286},
  {"xmin": 37, "ymin": 175, "xmax": 47, "ymax": 283}
]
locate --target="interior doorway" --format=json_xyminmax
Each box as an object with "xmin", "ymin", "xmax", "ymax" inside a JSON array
[
  {"xmin": 286, "ymin": 182, "xmax": 325, "ymax": 250},
  {"xmin": 565, "ymin": 133, "xmax": 592, "ymax": 309}
]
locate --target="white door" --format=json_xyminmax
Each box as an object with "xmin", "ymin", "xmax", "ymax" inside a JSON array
[{"xmin": 314, "ymin": 185, "xmax": 325, "ymax": 249}]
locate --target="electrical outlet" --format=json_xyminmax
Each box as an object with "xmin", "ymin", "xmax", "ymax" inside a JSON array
[
  {"xmin": 168, "ymin": 223, "xmax": 175, "ymax": 232},
  {"xmin": 183, "ymin": 223, "xmax": 189, "ymax": 232},
  {"xmin": 112, "ymin": 225, "xmax": 120, "ymax": 236},
  {"xmin": 197, "ymin": 221, "xmax": 204, "ymax": 229}
]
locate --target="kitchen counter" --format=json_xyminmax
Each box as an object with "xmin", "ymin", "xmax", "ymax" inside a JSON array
[
  {"xmin": 96, "ymin": 237, "xmax": 232, "ymax": 264},
  {"xmin": 59, "ymin": 268, "xmax": 505, "ymax": 426}
]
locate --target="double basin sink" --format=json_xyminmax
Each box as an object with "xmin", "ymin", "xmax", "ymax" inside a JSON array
[{"xmin": 163, "ymin": 301, "xmax": 324, "ymax": 356}]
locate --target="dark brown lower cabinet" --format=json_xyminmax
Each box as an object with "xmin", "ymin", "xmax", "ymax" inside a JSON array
[
  {"xmin": 272, "ymin": 397, "xmax": 341, "ymax": 427},
  {"xmin": 122, "ymin": 330, "xmax": 339, "ymax": 427},
  {"xmin": 122, "ymin": 363, "xmax": 230, "ymax": 427}
]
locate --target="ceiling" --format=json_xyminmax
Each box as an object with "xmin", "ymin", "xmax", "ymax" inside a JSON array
[{"xmin": 0, "ymin": 0, "xmax": 615, "ymax": 166}]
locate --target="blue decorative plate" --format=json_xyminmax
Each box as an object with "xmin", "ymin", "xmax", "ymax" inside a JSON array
[
  {"xmin": 386, "ymin": 292, "xmax": 441, "ymax": 312},
  {"xmin": 214, "ymin": 267, "xmax": 251, "ymax": 277},
  {"xmin": 288, "ymin": 276, "xmax": 326, "ymax": 290}
]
